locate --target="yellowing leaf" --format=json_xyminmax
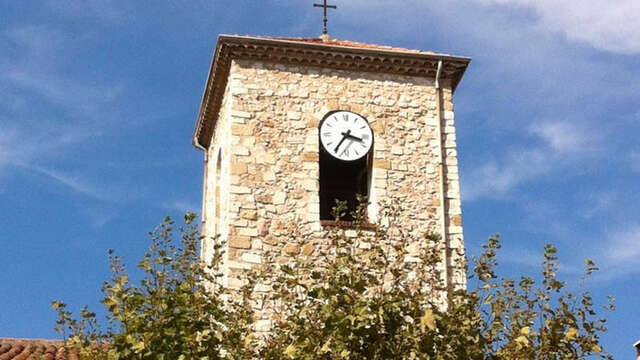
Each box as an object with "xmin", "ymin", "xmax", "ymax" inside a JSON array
[
  {"xmin": 520, "ymin": 326, "xmax": 530, "ymax": 335},
  {"xmin": 565, "ymin": 327, "xmax": 578, "ymax": 340},
  {"xmin": 320, "ymin": 340, "xmax": 331, "ymax": 354},
  {"xmin": 515, "ymin": 335, "xmax": 529, "ymax": 346},
  {"xmin": 244, "ymin": 333, "xmax": 253, "ymax": 347},
  {"xmin": 215, "ymin": 331, "xmax": 223, "ymax": 341},
  {"xmin": 420, "ymin": 310, "xmax": 436, "ymax": 332},
  {"xmin": 285, "ymin": 344, "xmax": 296, "ymax": 358},
  {"xmin": 132, "ymin": 340, "xmax": 145, "ymax": 352}
]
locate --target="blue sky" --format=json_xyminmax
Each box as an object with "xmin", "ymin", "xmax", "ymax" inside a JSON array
[{"xmin": 1, "ymin": 0, "xmax": 639, "ymax": 357}]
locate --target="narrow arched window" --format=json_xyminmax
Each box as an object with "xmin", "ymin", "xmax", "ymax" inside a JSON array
[
  {"xmin": 214, "ymin": 148, "xmax": 222, "ymax": 234},
  {"xmin": 318, "ymin": 110, "xmax": 373, "ymax": 221}
]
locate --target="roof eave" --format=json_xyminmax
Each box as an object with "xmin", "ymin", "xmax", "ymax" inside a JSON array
[{"xmin": 193, "ymin": 34, "xmax": 471, "ymax": 149}]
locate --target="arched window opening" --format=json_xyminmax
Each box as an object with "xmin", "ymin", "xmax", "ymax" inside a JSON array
[
  {"xmin": 318, "ymin": 110, "xmax": 373, "ymax": 222},
  {"xmin": 214, "ymin": 149, "xmax": 222, "ymax": 234}
]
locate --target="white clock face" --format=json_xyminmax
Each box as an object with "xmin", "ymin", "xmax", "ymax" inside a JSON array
[{"xmin": 319, "ymin": 111, "xmax": 373, "ymax": 161}]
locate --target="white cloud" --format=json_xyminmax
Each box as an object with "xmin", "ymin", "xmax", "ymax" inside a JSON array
[
  {"xmin": 344, "ymin": 0, "xmax": 640, "ymax": 54},
  {"xmin": 24, "ymin": 164, "xmax": 107, "ymax": 201},
  {"xmin": 1, "ymin": 26, "xmax": 123, "ymax": 115},
  {"xmin": 471, "ymin": 0, "xmax": 640, "ymax": 55},
  {"xmin": 587, "ymin": 224, "xmax": 640, "ymax": 280},
  {"xmin": 604, "ymin": 225, "xmax": 640, "ymax": 264},
  {"xmin": 581, "ymin": 191, "xmax": 618, "ymax": 219},
  {"xmin": 463, "ymin": 120, "xmax": 601, "ymax": 200},
  {"xmin": 529, "ymin": 121, "xmax": 600, "ymax": 154},
  {"xmin": 499, "ymin": 246, "xmax": 584, "ymax": 275},
  {"xmin": 162, "ymin": 200, "xmax": 200, "ymax": 215},
  {"xmin": 0, "ymin": 121, "xmax": 87, "ymax": 170},
  {"xmin": 463, "ymin": 147, "xmax": 550, "ymax": 200},
  {"xmin": 0, "ymin": 25, "xmax": 128, "ymax": 201}
]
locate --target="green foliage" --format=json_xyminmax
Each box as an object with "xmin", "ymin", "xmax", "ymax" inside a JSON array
[
  {"xmin": 53, "ymin": 205, "xmax": 613, "ymax": 359},
  {"xmin": 259, "ymin": 201, "xmax": 614, "ymax": 359},
  {"xmin": 53, "ymin": 214, "xmax": 255, "ymax": 359}
]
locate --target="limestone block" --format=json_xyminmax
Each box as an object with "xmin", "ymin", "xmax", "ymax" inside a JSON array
[
  {"xmin": 227, "ymin": 277, "xmax": 246, "ymax": 289},
  {"xmin": 233, "ymin": 87, "xmax": 248, "ymax": 95},
  {"xmin": 263, "ymin": 170, "xmax": 276, "ymax": 181},
  {"xmin": 448, "ymin": 226, "xmax": 463, "ymax": 234},
  {"xmin": 255, "ymin": 194, "xmax": 273, "ymax": 204},
  {"xmin": 302, "ymin": 179, "xmax": 317, "ymax": 191},
  {"xmin": 238, "ymin": 227, "xmax": 259, "ymax": 237},
  {"xmin": 291, "ymin": 121, "xmax": 306, "ymax": 130},
  {"xmin": 255, "ymin": 319, "xmax": 272, "ymax": 332},
  {"xmin": 391, "ymin": 145, "xmax": 404, "ymax": 155},
  {"xmin": 404, "ymin": 255, "xmax": 421, "ymax": 263},
  {"xmin": 374, "ymin": 178, "xmax": 387, "ymax": 189},
  {"xmin": 373, "ymin": 159, "xmax": 391, "ymax": 169},
  {"xmin": 233, "ymin": 219, "xmax": 248, "ymax": 227},
  {"xmin": 241, "ymin": 210, "xmax": 257, "ymax": 220},
  {"xmin": 254, "ymin": 283, "xmax": 272, "ymax": 292},
  {"xmin": 231, "ymin": 110, "xmax": 252, "ymax": 119},
  {"xmin": 374, "ymin": 169, "xmax": 388, "ymax": 179},
  {"xmin": 231, "ymin": 124, "xmax": 252, "ymax": 136},
  {"xmin": 444, "ymin": 126, "xmax": 456, "ymax": 134},
  {"xmin": 445, "ymin": 157, "xmax": 458, "ymax": 166},
  {"xmin": 229, "ymin": 236, "xmax": 251, "ymax": 249},
  {"xmin": 273, "ymin": 191, "xmax": 287, "ymax": 205},
  {"xmin": 230, "ymin": 186, "xmax": 252, "ymax": 194},
  {"xmin": 301, "ymin": 243, "xmax": 315, "ymax": 256},
  {"xmin": 283, "ymin": 243, "xmax": 300, "ymax": 256},
  {"xmin": 263, "ymin": 235, "xmax": 279, "ymax": 246},
  {"xmin": 392, "ymin": 163, "xmax": 408, "ymax": 171},
  {"xmin": 242, "ymin": 253, "xmax": 262, "ymax": 264},
  {"xmin": 230, "ymin": 162, "xmax": 248, "ymax": 175},
  {"xmin": 308, "ymin": 202, "xmax": 319, "ymax": 214},
  {"xmin": 302, "ymin": 152, "xmax": 319, "ymax": 162},
  {"xmin": 227, "ymin": 261, "xmax": 252, "ymax": 270},
  {"xmin": 287, "ymin": 111, "xmax": 302, "ymax": 120},
  {"xmin": 232, "ymin": 146, "xmax": 250, "ymax": 156}
]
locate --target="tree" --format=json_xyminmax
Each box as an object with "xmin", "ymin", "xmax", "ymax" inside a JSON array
[
  {"xmin": 259, "ymin": 201, "xmax": 614, "ymax": 359},
  {"xmin": 52, "ymin": 214, "xmax": 256, "ymax": 360},
  {"xmin": 53, "ymin": 205, "xmax": 614, "ymax": 359}
]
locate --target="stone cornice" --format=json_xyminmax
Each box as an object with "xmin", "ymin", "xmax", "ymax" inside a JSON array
[{"xmin": 193, "ymin": 35, "xmax": 471, "ymax": 149}]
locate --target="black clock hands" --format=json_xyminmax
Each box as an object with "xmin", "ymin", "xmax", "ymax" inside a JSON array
[
  {"xmin": 341, "ymin": 132, "xmax": 363, "ymax": 142},
  {"xmin": 334, "ymin": 129, "xmax": 351, "ymax": 153}
]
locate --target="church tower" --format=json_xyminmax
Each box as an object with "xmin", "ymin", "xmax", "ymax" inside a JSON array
[{"xmin": 192, "ymin": 34, "xmax": 470, "ymax": 308}]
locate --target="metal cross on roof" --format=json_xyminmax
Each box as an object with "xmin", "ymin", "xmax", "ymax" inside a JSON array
[{"xmin": 313, "ymin": 0, "xmax": 337, "ymax": 36}]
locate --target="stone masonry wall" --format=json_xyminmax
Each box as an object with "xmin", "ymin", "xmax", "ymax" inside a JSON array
[{"xmin": 201, "ymin": 59, "xmax": 465, "ymax": 329}]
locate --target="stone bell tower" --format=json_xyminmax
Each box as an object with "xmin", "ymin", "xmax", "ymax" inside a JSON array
[{"xmin": 192, "ymin": 35, "xmax": 470, "ymax": 300}]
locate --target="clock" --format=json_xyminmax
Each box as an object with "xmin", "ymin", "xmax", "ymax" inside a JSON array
[{"xmin": 319, "ymin": 111, "xmax": 374, "ymax": 161}]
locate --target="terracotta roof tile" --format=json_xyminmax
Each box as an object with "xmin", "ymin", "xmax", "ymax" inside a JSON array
[
  {"xmin": 0, "ymin": 339, "xmax": 77, "ymax": 360},
  {"xmin": 248, "ymin": 35, "xmax": 452, "ymax": 57}
]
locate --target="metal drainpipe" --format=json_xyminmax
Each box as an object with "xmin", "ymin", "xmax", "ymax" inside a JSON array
[
  {"xmin": 193, "ymin": 135, "xmax": 209, "ymax": 259},
  {"xmin": 434, "ymin": 60, "xmax": 451, "ymax": 298}
]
